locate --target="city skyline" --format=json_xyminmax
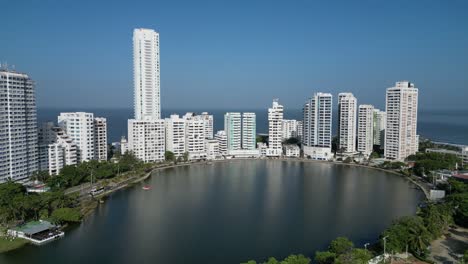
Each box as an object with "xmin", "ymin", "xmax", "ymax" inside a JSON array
[{"xmin": 1, "ymin": 0, "xmax": 467, "ymax": 110}]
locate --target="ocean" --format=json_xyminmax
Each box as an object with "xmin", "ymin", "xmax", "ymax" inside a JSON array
[{"xmin": 37, "ymin": 108, "xmax": 468, "ymax": 145}]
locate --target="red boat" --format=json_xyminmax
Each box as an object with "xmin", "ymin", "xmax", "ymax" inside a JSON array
[{"xmin": 142, "ymin": 185, "xmax": 152, "ymax": 190}]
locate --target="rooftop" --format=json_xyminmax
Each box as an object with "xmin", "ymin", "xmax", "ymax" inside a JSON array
[{"xmin": 13, "ymin": 220, "xmax": 56, "ymax": 235}]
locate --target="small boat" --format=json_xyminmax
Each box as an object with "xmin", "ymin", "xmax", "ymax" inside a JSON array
[{"xmin": 142, "ymin": 185, "xmax": 152, "ymax": 190}]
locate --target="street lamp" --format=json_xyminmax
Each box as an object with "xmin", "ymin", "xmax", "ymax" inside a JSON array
[
  {"xmin": 364, "ymin": 243, "xmax": 370, "ymax": 250},
  {"xmin": 383, "ymin": 236, "xmax": 389, "ymax": 261}
]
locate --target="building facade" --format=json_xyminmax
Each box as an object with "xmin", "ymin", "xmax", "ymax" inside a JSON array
[
  {"xmin": 338, "ymin": 93, "xmax": 357, "ymax": 154},
  {"xmin": 0, "ymin": 68, "xmax": 38, "ymax": 182},
  {"xmin": 302, "ymin": 93, "xmax": 333, "ymax": 160},
  {"xmin": 184, "ymin": 114, "xmax": 206, "ymax": 160},
  {"xmin": 200, "ymin": 112, "xmax": 214, "ymax": 139},
  {"xmin": 133, "ymin": 28, "xmax": 161, "ymax": 120},
  {"xmin": 215, "ymin": 130, "xmax": 228, "ymax": 156},
  {"xmin": 58, "ymin": 112, "xmax": 107, "ymax": 163},
  {"xmin": 373, "ymin": 109, "xmax": 386, "ymax": 148},
  {"xmin": 267, "ymin": 99, "xmax": 283, "ymax": 157},
  {"xmin": 165, "ymin": 114, "xmax": 186, "ymax": 158},
  {"xmin": 242, "ymin": 112, "xmax": 256, "ymax": 150},
  {"xmin": 128, "ymin": 119, "xmax": 165, "ymax": 162},
  {"xmin": 38, "ymin": 123, "xmax": 78, "ymax": 175},
  {"xmin": 205, "ymin": 139, "xmax": 220, "ymax": 160},
  {"xmin": 94, "ymin": 117, "xmax": 107, "ymax": 161},
  {"xmin": 224, "ymin": 112, "xmax": 242, "ymax": 152},
  {"xmin": 281, "ymin": 119, "xmax": 300, "ymax": 140},
  {"xmin": 384, "ymin": 81, "xmax": 419, "ymax": 160},
  {"xmin": 357, "ymin": 104, "xmax": 374, "ymax": 156}
]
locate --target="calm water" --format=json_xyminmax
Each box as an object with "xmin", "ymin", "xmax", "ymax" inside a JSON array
[
  {"xmin": 2, "ymin": 160, "xmax": 424, "ymax": 264},
  {"xmin": 37, "ymin": 108, "xmax": 468, "ymax": 145}
]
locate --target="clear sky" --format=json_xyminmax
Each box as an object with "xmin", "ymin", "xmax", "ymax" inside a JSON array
[{"xmin": 2, "ymin": 0, "xmax": 467, "ymax": 110}]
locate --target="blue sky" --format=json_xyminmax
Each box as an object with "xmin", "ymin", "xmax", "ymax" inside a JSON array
[{"xmin": 2, "ymin": 0, "xmax": 467, "ymax": 110}]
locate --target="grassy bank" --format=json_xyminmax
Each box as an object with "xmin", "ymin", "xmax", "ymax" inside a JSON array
[{"xmin": 0, "ymin": 237, "xmax": 28, "ymax": 253}]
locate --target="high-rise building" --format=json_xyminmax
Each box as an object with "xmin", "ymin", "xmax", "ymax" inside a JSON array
[
  {"xmin": 224, "ymin": 112, "xmax": 242, "ymax": 152},
  {"xmin": 338, "ymin": 93, "xmax": 357, "ymax": 154},
  {"xmin": 94, "ymin": 117, "xmax": 107, "ymax": 161},
  {"xmin": 38, "ymin": 122, "xmax": 58, "ymax": 171},
  {"xmin": 267, "ymin": 99, "xmax": 283, "ymax": 157},
  {"xmin": 373, "ymin": 109, "xmax": 386, "ymax": 148},
  {"xmin": 303, "ymin": 93, "xmax": 333, "ymax": 160},
  {"xmin": 215, "ymin": 130, "xmax": 228, "ymax": 156},
  {"xmin": 200, "ymin": 112, "xmax": 214, "ymax": 139},
  {"xmin": 242, "ymin": 113, "xmax": 256, "ymax": 150},
  {"xmin": 38, "ymin": 122, "xmax": 78, "ymax": 175},
  {"xmin": 385, "ymin": 81, "xmax": 419, "ymax": 160},
  {"xmin": 297, "ymin": 121, "xmax": 303, "ymax": 141},
  {"xmin": 165, "ymin": 114, "xmax": 186, "ymax": 158},
  {"xmin": 133, "ymin": 28, "xmax": 161, "ymax": 120},
  {"xmin": 281, "ymin": 119, "xmax": 300, "ymax": 140},
  {"xmin": 183, "ymin": 113, "xmax": 206, "ymax": 160},
  {"xmin": 357, "ymin": 105, "xmax": 374, "ymax": 156},
  {"xmin": 0, "ymin": 68, "xmax": 38, "ymax": 182},
  {"xmin": 128, "ymin": 119, "xmax": 165, "ymax": 162},
  {"xmin": 58, "ymin": 112, "xmax": 107, "ymax": 163},
  {"xmin": 58, "ymin": 112, "xmax": 95, "ymax": 162}
]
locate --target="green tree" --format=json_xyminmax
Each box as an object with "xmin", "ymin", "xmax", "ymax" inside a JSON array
[
  {"xmin": 265, "ymin": 257, "xmax": 279, "ymax": 264},
  {"xmin": 51, "ymin": 207, "xmax": 82, "ymax": 224},
  {"xmin": 334, "ymin": 248, "xmax": 371, "ymax": 264},
  {"xmin": 314, "ymin": 251, "xmax": 336, "ymax": 264},
  {"xmin": 183, "ymin": 152, "xmax": 189, "ymax": 162},
  {"xmin": 381, "ymin": 216, "xmax": 431, "ymax": 257},
  {"xmin": 369, "ymin": 152, "xmax": 380, "ymax": 160},
  {"xmin": 165, "ymin": 151, "xmax": 176, "ymax": 162},
  {"xmin": 280, "ymin": 254, "xmax": 310, "ymax": 264},
  {"xmin": 329, "ymin": 237, "xmax": 354, "ymax": 255}
]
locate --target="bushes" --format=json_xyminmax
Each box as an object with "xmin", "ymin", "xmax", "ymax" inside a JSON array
[
  {"xmin": 408, "ymin": 152, "xmax": 461, "ymax": 176},
  {"xmin": 0, "ymin": 182, "xmax": 79, "ymax": 226},
  {"xmin": 47, "ymin": 152, "xmax": 147, "ymax": 191},
  {"xmin": 242, "ymin": 255, "xmax": 310, "ymax": 264},
  {"xmin": 315, "ymin": 237, "xmax": 371, "ymax": 264},
  {"xmin": 51, "ymin": 208, "xmax": 82, "ymax": 224}
]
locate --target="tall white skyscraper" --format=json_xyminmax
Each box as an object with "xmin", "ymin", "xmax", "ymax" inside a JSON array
[
  {"xmin": 133, "ymin": 28, "xmax": 161, "ymax": 120},
  {"xmin": 303, "ymin": 93, "xmax": 333, "ymax": 160},
  {"xmin": 338, "ymin": 93, "xmax": 357, "ymax": 154},
  {"xmin": 0, "ymin": 68, "xmax": 38, "ymax": 182},
  {"xmin": 224, "ymin": 112, "xmax": 242, "ymax": 152},
  {"xmin": 165, "ymin": 114, "xmax": 186, "ymax": 158},
  {"xmin": 357, "ymin": 104, "xmax": 374, "ymax": 156},
  {"xmin": 267, "ymin": 99, "xmax": 283, "ymax": 157},
  {"xmin": 385, "ymin": 81, "xmax": 419, "ymax": 160},
  {"xmin": 128, "ymin": 119, "xmax": 165, "ymax": 162},
  {"xmin": 373, "ymin": 109, "xmax": 386, "ymax": 148},
  {"xmin": 242, "ymin": 113, "xmax": 256, "ymax": 150}
]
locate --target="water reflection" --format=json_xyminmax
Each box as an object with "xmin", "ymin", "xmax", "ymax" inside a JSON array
[{"xmin": 1, "ymin": 160, "xmax": 424, "ymax": 264}]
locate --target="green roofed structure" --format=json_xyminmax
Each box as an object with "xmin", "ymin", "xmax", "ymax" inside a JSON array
[{"xmin": 8, "ymin": 220, "xmax": 64, "ymax": 245}]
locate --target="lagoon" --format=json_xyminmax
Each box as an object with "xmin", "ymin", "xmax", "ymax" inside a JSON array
[{"xmin": 1, "ymin": 160, "xmax": 424, "ymax": 264}]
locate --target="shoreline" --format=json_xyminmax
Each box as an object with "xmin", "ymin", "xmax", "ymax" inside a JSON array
[
  {"xmin": 90, "ymin": 157, "xmax": 430, "ymax": 208},
  {"xmin": 3, "ymin": 158, "xmax": 429, "ymax": 254}
]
